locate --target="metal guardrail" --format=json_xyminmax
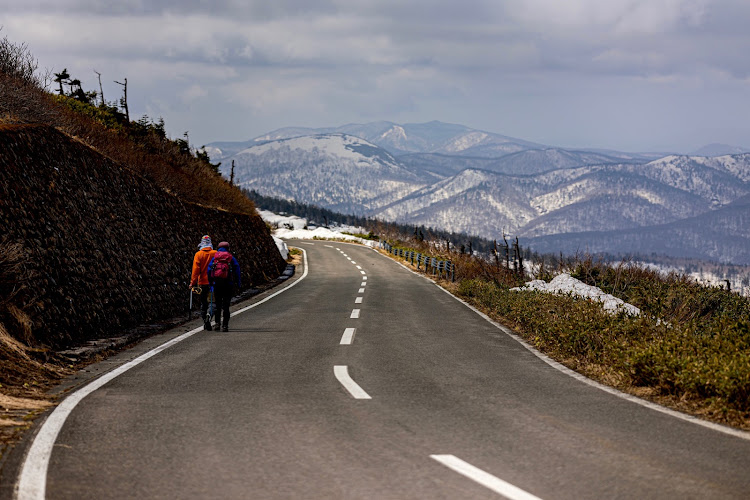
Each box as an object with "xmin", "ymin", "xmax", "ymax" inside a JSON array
[{"xmin": 380, "ymin": 242, "xmax": 455, "ymax": 281}]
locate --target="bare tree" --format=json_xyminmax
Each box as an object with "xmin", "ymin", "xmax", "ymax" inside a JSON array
[
  {"xmin": 94, "ymin": 70, "xmax": 104, "ymax": 106},
  {"xmin": 114, "ymin": 77, "xmax": 129, "ymax": 122},
  {"xmin": 0, "ymin": 29, "xmax": 40, "ymax": 87}
]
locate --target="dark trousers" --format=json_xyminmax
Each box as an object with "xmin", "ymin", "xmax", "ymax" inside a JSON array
[
  {"xmin": 213, "ymin": 281, "xmax": 233, "ymax": 328},
  {"xmin": 199, "ymin": 287, "xmax": 212, "ymax": 321}
]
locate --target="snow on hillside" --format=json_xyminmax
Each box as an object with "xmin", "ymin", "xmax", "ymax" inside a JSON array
[
  {"xmin": 238, "ymin": 134, "xmax": 397, "ymax": 166},
  {"xmin": 442, "ymin": 131, "xmax": 489, "ymax": 153},
  {"xmin": 380, "ymin": 125, "xmax": 407, "ymax": 142},
  {"xmin": 693, "ymin": 154, "xmax": 750, "ymax": 182}
]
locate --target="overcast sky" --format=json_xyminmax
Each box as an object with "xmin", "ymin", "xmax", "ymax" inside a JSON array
[{"xmin": 4, "ymin": 0, "xmax": 750, "ymax": 153}]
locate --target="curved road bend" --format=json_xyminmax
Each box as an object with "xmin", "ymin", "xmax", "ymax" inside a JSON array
[{"xmin": 12, "ymin": 241, "xmax": 750, "ymax": 499}]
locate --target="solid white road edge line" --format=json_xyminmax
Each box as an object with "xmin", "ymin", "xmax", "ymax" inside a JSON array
[
  {"xmin": 351, "ymin": 309, "xmax": 360, "ymax": 319},
  {"xmin": 15, "ymin": 249, "xmax": 311, "ymax": 500},
  {"xmin": 430, "ymin": 455, "xmax": 542, "ymax": 500},
  {"xmin": 334, "ymin": 366, "xmax": 371, "ymax": 399},
  {"xmin": 340, "ymin": 328, "xmax": 356, "ymax": 345},
  {"xmin": 379, "ymin": 249, "xmax": 750, "ymax": 442}
]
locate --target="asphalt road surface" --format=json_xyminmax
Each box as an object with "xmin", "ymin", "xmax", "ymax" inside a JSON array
[{"xmin": 9, "ymin": 241, "xmax": 750, "ymax": 499}]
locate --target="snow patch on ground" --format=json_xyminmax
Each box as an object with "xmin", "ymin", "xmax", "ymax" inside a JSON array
[
  {"xmin": 512, "ymin": 273, "xmax": 641, "ymax": 316},
  {"xmin": 272, "ymin": 236, "xmax": 289, "ymax": 260},
  {"xmin": 258, "ymin": 209, "xmax": 377, "ymax": 247},
  {"xmin": 259, "ymin": 210, "xmax": 307, "ymax": 230}
]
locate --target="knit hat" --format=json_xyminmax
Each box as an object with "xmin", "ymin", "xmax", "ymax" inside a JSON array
[
  {"xmin": 217, "ymin": 241, "xmax": 230, "ymax": 250},
  {"xmin": 198, "ymin": 235, "xmax": 213, "ymax": 250}
]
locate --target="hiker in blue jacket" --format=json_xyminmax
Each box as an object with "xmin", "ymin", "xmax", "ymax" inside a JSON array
[{"xmin": 207, "ymin": 241, "xmax": 241, "ymax": 332}]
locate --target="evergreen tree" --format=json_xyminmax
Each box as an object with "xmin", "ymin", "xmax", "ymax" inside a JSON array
[
  {"xmin": 197, "ymin": 146, "xmax": 221, "ymax": 175},
  {"xmin": 53, "ymin": 68, "xmax": 70, "ymax": 95}
]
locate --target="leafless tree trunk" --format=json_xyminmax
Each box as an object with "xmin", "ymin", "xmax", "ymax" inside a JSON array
[
  {"xmin": 114, "ymin": 77, "xmax": 129, "ymax": 122},
  {"xmin": 94, "ymin": 70, "xmax": 104, "ymax": 106}
]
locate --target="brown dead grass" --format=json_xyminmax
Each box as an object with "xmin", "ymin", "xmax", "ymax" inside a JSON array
[
  {"xmin": 287, "ymin": 251, "xmax": 303, "ymax": 267},
  {"xmin": 0, "ymin": 394, "xmax": 51, "ymax": 412}
]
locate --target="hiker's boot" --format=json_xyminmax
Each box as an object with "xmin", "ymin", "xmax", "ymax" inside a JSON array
[
  {"xmin": 221, "ymin": 325, "xmax": 229, "ymax": 332},
  {"xmin": 203, "ymin": 316, "xmax": 212, "ymax": 331}
]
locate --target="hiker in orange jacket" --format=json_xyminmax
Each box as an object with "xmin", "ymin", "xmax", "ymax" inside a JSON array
[{"xmin": 190, "ymin": 235, "xmax": 217, "ymax": 330}]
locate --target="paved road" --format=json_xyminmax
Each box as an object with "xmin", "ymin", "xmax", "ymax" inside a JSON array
[{"xmin": 10, "ymin": 241, "xmax": 750, "ymax": 499}]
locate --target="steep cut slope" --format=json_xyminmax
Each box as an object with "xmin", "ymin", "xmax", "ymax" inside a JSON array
[{"xmin": 0, "ymin": 124, "xmax": 285, "ymax": 358}]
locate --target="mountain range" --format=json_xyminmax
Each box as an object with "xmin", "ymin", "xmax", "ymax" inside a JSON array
[{"xmin": 206, "ymin": 121, "xmax": 750, "ymax": 264}]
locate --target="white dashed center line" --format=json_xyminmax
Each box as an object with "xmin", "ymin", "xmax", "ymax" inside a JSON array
[
  {"xmin": 358, "ymin": 288, "xmax": 365, "ymax": 293},
  {"xmin": 334, "ymin": 366, "xmax": 371, "ymax": 399},
  {"xmin": 340, "ymin": 328, "xmax": 356, "ymax": 345},
  {"xmin": 430, "ymin": 455, "xmax": 542, "ymax": 500},
  {"xmin": 350, "ymin": 309, "xmax": 360, "ymax": 318},
  {"xmin": 355, "ymin": 297, "xmax": 363, "ymax": 304}
]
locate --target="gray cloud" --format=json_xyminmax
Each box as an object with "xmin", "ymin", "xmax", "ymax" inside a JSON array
[{"xmin": 3, "ymin": 0, "xmax": 750, "ymax": 151}]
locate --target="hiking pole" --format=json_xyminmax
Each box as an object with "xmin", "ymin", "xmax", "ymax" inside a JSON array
[
  {"xmin": 189, "ymin": 286, "xmax": 201, "ymax": 321},
  {"xmin": 188, "ymin": 288, "xmax": 193, "ymax": 320}
]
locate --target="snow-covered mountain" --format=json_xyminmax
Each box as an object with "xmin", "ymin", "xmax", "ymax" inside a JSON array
[
  {"xmin": 220, "ymin": 134, "xmax": 426, "ymax": 215},
  {"xmin": 526, "ymin": 195, "xmax": 750, "ymax": 264},
  {"xmin": 209, "ymin": 120, "xmax": 546, "ymax": 159},
  {"xmin": 211, "ymin": 123, "xmax": 750, "ymax": 264}
]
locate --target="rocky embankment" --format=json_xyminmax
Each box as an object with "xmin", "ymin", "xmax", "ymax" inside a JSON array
[{"xmin": 0, "ymin": 124, "xmax": 286, "ymax": 367}]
